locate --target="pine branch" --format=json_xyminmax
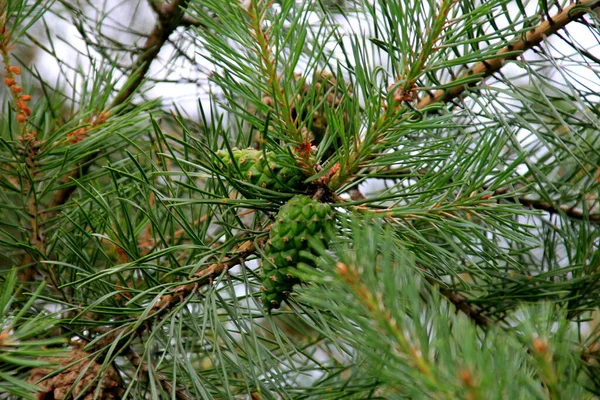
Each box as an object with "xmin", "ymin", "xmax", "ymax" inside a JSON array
[
  {"xmin": 368, "ymin": 167, "xmax": 600, "ymax": 224},
  {"xmin": 330, "ymin": 1, "xmax": 600, "ymax": 189},
  {"xmin": 1, "ymin": 28, "xmax": 61, "ymax": 286},
  {"xmin": 49, "ymin": 0, "xmax": 193, "ymax": 211},
  {"xmin": 416, "ymin": 0, "xmax": 600, "ymax": 110},
  {"xmin": 92, "ymin": 235, "xmax": 268, "ymax": 351},
  {"xmin": 336, "ymin": 261, "xmax": 438, "ymax": 378}
]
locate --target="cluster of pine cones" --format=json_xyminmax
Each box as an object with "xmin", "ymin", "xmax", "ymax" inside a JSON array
[
  {"xmin": 217, "ymin": 71, "xmax": 349, "ymax": 310},
  {"xmin": 217, "ymin": 145, "xmax": 335, "ymax": 310}
]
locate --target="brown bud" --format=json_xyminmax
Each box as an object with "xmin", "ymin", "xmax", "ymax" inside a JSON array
[
  {"xmin": 4, "ymin": 77, "xmax": 16, "ymax": 86},
  {"xmin": 8, "ymin": 66, "xmax": 22, "ymax": 75},
  {"xmin": 532, "ymin": 337, "xmax": 548, "ymax": 354},
  {"xmin": 16, "ymin": 114, "xmax": 27, "ymax": 122},
  {"xmin": 261, "ymin": 95, "xmax": 273, "ymax": 107},
  {"xmin": 10, "ymin": 85, "xmax": 23, "ymax": 93},
  {"xmin": 20, "ymin": 94, "xmax": 31, "ymax": 101},
  {"xmin": 0, "ymin": 329, "xmax": 9, "ymax": 344},
  {"xmin": 97, "ymin": 111, "xmax": 110, "ymax": 122},
  {"xmin": 68, "ymin": 136, "xmax": 83, "ymax": 144},
  {"xmin": 336, "ymin": 262, "xmax": 349, "ymax": 276},
  {"xmin": 459, "ymin": 369, "xmax": 474, "ymax": 387}
]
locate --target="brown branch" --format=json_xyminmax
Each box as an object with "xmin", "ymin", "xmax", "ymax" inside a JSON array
[
  {"xmin": 416, "ymin": 0, "xmax": 600, "ymax": 110},
  {"xmin": 49, "ymin": 157, "xmax": 94, "ymax": 210},
  {"xmin": 437, "ymin": 286, "xmax": 491, "ymax": 327},
  {"xmin": 91, "ymin": 234, "xmax": 267, "ymax": 355},
  {"xmin": 149, "ymin": 0, "xmax": 210, "ymax": 29},
  {"xmin": 150, "ymin": 236, "xmax": 265, "ymax": 314},
  {"xmin": 180, "ymin": 15, "xmax": 208, "ymax": 29},
  {"xmin": 418, "ymin": 266, "xmax": 491, "ymax": 327},
  {"xmin": 111, "ymin": 0, "xmax": 190, "ymax": 107},
  {"xmin": 493, "ymin": 186, "xmax": 600, "ymax": 224},
  {"xmin": 348, "ymin": 188, "xmax": 366, "ymax": 201}
]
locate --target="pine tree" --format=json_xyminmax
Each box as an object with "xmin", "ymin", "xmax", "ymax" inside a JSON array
[{"xmin": 1, "ymin": 0, "xmax": 600, "ymax": 398}]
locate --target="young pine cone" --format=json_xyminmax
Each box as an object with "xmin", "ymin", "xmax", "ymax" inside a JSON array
[
  {"xmin": 261, "ymin": 194, "xmax": 334, "ymax": 311},
  {"xmin": 216, "ymin": 148, "xmax": 305, "ymax": 197}
]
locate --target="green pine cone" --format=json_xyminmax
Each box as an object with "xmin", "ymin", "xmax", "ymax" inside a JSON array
[
  {"xmin": 216, "ymin": 149, "xmax": 305, "ymax": 197},
  {"xmin": 261, "ymin": 195, "xmax": 334, "ymax": 311}
]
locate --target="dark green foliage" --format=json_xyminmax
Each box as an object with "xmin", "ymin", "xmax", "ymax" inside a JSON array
[
  {"xmin": 2, "ymin": 0, "xmax": 600, "ymax": 398},
  {"xmin": 261, "ymin": 194, "xmax": 333, "ymax": 310}
]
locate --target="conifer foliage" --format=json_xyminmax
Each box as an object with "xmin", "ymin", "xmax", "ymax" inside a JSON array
[{"xmin": 1, "ymin": 0, "xmax": 600, "ymax": 398}]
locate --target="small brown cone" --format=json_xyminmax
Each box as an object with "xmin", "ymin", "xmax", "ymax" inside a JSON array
[{"xmin": 29, "ymin": 349, "xmax": 123, "ymax": 400}]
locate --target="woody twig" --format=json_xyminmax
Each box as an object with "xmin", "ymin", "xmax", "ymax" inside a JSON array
[{"xmin": 416, "ymin": 0, "xmax": 600, "ymax": 110}]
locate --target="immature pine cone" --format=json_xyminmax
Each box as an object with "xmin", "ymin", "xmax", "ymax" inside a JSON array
[
  {"xmin": 261, "ymin": 195, "xmax": 333, "ymax": 310},
  {"xmin": 216, "ymin": 148, "xmax": 305, "ymax": 196}
]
